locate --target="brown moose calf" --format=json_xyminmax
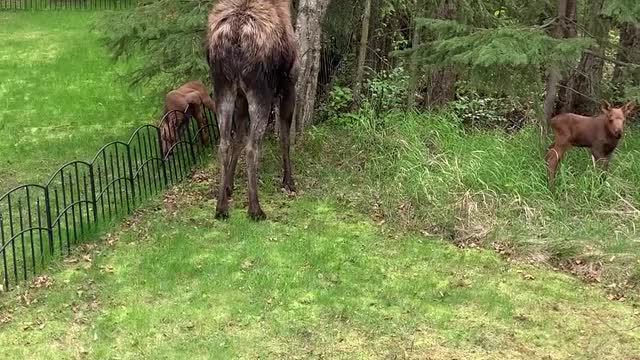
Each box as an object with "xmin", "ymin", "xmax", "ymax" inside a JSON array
[
  {"xmin": 159, "ymin": 80, "xmax": 216, "ymax": 158},
  {"xmin": 545, "ymin": 101, "xmax": 635, "ymax": 192}
]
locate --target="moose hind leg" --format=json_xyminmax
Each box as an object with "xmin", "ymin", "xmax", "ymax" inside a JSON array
[
  {"xmin": 245, "ymin": 89, "xmax": 273, "ymax": 220},
  {"xmin": 279, "ymin": 84, "xmax": 296, "ymax": 192},
  {"xmin": 226, "ymin": 96, "xmax": 249, "ymax": 198},
  {"xmin": 545, "ymin": 143, "xmax": 567, "ymax": 193},
  {"xmin": 214, "ymin": 88, "xmax": 237, "ymax": 219}
]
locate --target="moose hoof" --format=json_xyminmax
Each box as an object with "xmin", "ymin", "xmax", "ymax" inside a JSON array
[{"xmin": 248, "ymin": 208, "xmax": 267, "ymax": 221}]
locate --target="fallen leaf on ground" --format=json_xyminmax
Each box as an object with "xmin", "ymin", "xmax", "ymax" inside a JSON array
[
  {"xmin": 64, "ymin": 257, "xmax": 79, "ymax": 265},
  {"xmin": 31, "ymin": 275, "xmax": 53, "ymax": 289},
  {"xmin": 100, "ymin": 265, "xmax": 115, "ymax": 274}
]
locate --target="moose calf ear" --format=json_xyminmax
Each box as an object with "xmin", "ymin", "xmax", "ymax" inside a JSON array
[
  {"xmin": 601, "ymin": 100, "xmax": 612, "ymax": 113},
  {"xmin": 623, "ymin": 101, "xmax": 636, "ymax": 115}
]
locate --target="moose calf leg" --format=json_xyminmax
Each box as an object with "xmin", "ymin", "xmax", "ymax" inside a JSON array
[
  {"xmin": 545, "ymin": 143, "xmax": 567, "ymax": 193},
  {"xmin": 194, "ymin": 109, "xmax": 210, "ymax": 146},
  {"xmin": 591, "ymin": 150, "xmax": 611, "ymax": 183}
]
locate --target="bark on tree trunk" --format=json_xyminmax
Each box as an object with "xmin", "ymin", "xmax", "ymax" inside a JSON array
[
  {"xmin": 407, "ymin": 17, "xmax": 420, "ymax": 109},
  {"xmin": 543, "ymin": 0, "xmax": 574, "ymax": 122},
  {"xmin": 353, "ymin": 0, "xmax": 372, "ymax": 99},
  {"xmin": 553, "ymin": 0, "xmax": 577, "ymax": 114},
  {"xmin": 421, "ymin": 0, "xmax": 458, "ymax": 108},
  {"xmin": 561, "ymin": 0, "xmax": 608, "ymax": 115},
  {"xmin": 292, "ymin": 0, "xmax": 331, "ymax": 143},
  {"xmin": 612, "ymin": 22, "xmax": 640, "ymax": 88}
]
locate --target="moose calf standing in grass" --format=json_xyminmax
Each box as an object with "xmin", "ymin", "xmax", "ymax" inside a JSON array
[
  {"xmin": 545, "ymin": 101, "xmax": 635, "ymax": 191},
  {"xmin": 159, "ymin": 80, "xmax": 216, "ymax": 158}
]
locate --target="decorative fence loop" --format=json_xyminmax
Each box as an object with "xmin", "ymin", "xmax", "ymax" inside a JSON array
[
  {"xmin": 0, "ymin": 109, "xmax": 218, "ymax": 292},
  {"xmin": 0, "ymin": 0, "xmax": 136, "ymax": 11}
]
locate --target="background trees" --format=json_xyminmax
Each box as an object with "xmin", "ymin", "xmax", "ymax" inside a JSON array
[{"xmin": 98, "ymin": 0, "xmax": 640, "ymax": 132}]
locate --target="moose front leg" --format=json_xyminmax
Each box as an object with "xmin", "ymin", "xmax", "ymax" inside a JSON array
[
  {"xmin": 591, "ymin": 149, "xmax": 612, "ymax": 183},
  {"xmin": 193, "ymin": 107, "xmax": 210, "ymax": 146}
]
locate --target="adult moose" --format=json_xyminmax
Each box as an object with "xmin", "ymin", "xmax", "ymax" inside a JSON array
[
  {"xmin": 545, "ymin": 101, "xmax": 635, "ymax": 192},
  {"xmin": 207, "ymin": 0, "xmax": 298, "ymax": 220},
  {"xmin": 159, "ymin": 80, "xmax": 216, "ymax": 158}
]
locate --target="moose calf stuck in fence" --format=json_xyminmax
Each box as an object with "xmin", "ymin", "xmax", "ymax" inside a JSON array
[
  {"xmin": 159, "ymin": 80, "xmax": 216, "ymax": 158},
  {"xmin": 207, "ymin": 0, "xmax": 298, "ymax": 220},
  {"xmin": 545, "ymin": 101, "xmax": 636, "ymax": 192}
]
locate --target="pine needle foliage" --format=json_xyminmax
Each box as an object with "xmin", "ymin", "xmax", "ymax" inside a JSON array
[
  {"xmin": 96, "ymin": 0, "xmax": 211, "ymax": 90},
  {"xmin": 397, "ymin": 17, "xmax": 593, "ymax": 97},
  {"xmin": 602, "ymin": 0, "xmax": 640, "ymax": 23}
]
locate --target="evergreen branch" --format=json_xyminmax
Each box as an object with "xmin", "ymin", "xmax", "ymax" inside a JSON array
[{"xmin": 584, "ymin": 49, "xmax": 640, "ymax": 69}]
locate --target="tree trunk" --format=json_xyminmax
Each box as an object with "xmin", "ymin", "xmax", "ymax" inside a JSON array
[
  {"xmin": 353, "ymin": 0, "xmax": 372, "ymax": 99},
  {"xmin": 292, "ymin": 0, "xmax": 331, "ymax": 143},
  {"xmin": 612, "ymin": 22, "xmax": 640, "ymax": 88},
  {"xmin": 407, "ymin": 16, "xmax": 420, "ymax": 109},
  {"xmin": 553, "ymin": 0, "xmax": 577, "ymax": 114},
  {"xmin": 422, "ymin": 0, "xmax": 458, "ymax": 108},
  {"xmin": 561, "ymin": 0, "xmax": 608, "ymax": 115},
  {"xmin": 543, "ymin": 0, "xmax": 575, "ymax": 122}
]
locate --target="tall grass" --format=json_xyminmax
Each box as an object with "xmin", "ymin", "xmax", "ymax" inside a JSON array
[{"xmin": 297, "ymin": 111, "xmax": 640, "ymax": 289}]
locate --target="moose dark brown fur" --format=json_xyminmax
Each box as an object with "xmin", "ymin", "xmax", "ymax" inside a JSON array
[
  {"xmin": 207, "ymin": 0, "xmax": 298, "ymax": 220},
  {"xmin": 545, "ymin": 101, "xmax": 635, "ymax": 191},
  {"xmin": 159, "ymin": 80, "xmax": 216, "ymax": 158}
]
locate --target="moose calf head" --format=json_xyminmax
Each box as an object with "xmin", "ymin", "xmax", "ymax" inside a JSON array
[
  {"xmin": 158, "ymin": 81, "xmax": 216, "ymax": 158},
  {"xmin": 601, "ymin": 101, "xmax": 635, "ymax": 140}
]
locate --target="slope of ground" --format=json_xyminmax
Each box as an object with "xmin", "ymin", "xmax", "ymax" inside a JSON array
[{"xmin": 299, "ymin": 112, "xmax": 640, "ymax": 295}]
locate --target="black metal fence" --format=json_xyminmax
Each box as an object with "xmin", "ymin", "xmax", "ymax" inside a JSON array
[
  {"xmin": 0, "ymin": 0, "xmax": 134, "ymax": 10},
  {"xmin": 0, "ymin": 109, "xmax": 219, "ymax": 292}
]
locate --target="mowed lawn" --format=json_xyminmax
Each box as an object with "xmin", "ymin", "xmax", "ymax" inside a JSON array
[
  {"xmin": 0, "ymin": 12, "xmax": 156, "ymax": 192},
  {"xmin": 0, "ymin": 169, "xmax": 638, "ymax": 359}
]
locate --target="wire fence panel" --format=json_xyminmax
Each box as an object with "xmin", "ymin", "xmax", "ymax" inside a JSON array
[
  {"xmin": 0, "ymin": 109, "xmax": 218, "ymax": 292},
  {"xmin": 0, "ymin": 0, "xmax": 135, "ymax": 11}
]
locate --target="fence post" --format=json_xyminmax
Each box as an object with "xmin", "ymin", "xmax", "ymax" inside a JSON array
[
  {"xmin": 0, "ymin": 213, "xmax": 9, "ymax": 291},
  {"xmin": 187, "ymin": 121, "xmax": 198, "ymax": 165},
  {"xmin": 88, "ymin": 164, "xmax": 98, "ymax": 225},
  {"xmin": 43, "ymin": 186, "xmax": 55, "ymax": 256},
  {"xmin": 158, "ymin": 128, "xmax": 170, "ymax": 187},
  {"xmin": 126, "ymin": 145, "xmax": 136, "ymax": 207}
]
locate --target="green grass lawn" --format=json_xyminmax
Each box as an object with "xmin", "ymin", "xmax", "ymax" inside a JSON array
[
  {"xmin": 0, "ymin": 167, "xmax": 638, "ymax": 359},
  {"xmin": 0, "ymin": 11, "xmax": 156, "ymax": 192}
]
